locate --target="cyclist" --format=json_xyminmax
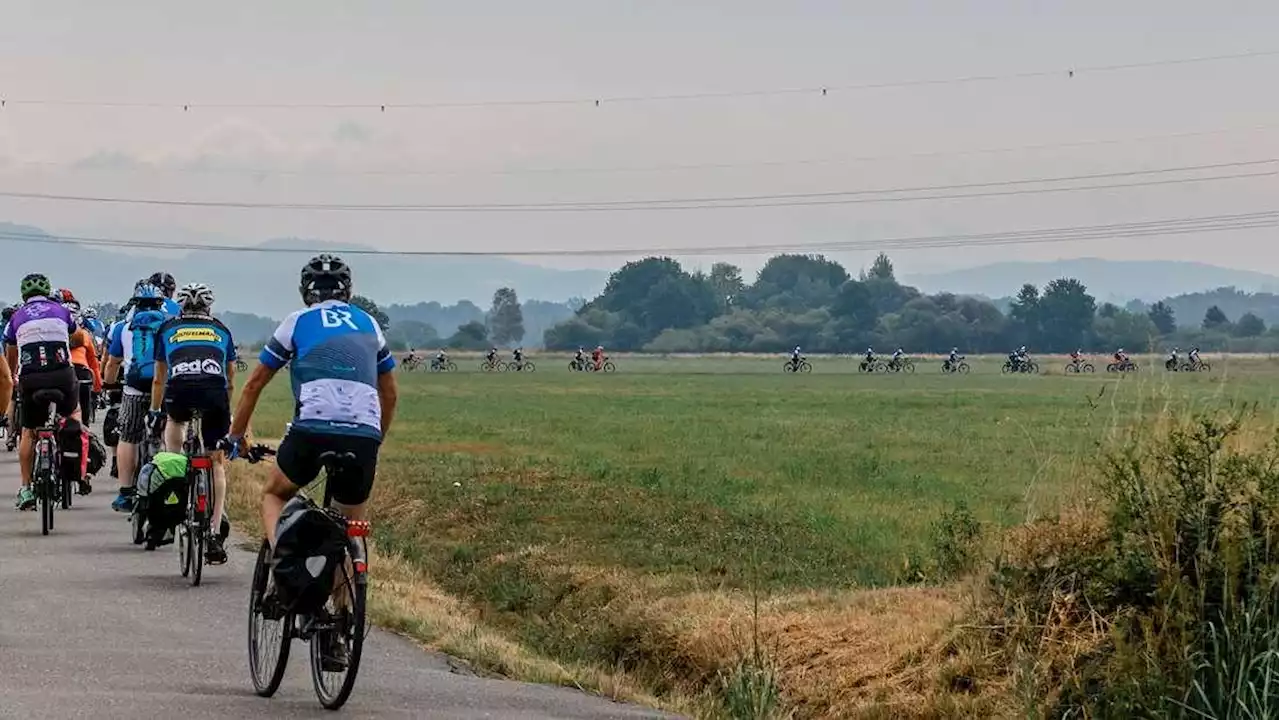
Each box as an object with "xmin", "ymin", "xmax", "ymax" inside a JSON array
[
  {"xmin": 104, "ymin": 283, "xmax": 169, "ymax": 512},
  {"xmin": 1165, "ymin": 347, "xmax": 1180, "ymax": 371},
  {"xmin": 432, "ymin": 348, "xmax": 448, "ymax": 370},
  {"xmin": 148, "ymin": 283, "xmax": 237, "ymax": 564},
  {"xmin": 4, "ymin": 274, "xmax": 82, "ymax": 510},
  {"xmin": 402, "ymin": 347, "xmax": 419, "ymax": 366},
  {"xmin": 512, "ymin": 346, "xmax": 524, "ymax": 369},
  {"xmin": 890, "ymin": 346, "xmax": 905, "ymax": 369},
  {"xmin": 1188, "ymin": 346, "xmax": 1202, "ymax": 367},
  {"xmin": 945, "ymin": 347, "xmax": 961, "ymax": 371},
  {"xmin": 64, "ymin": 294, "xmax": 101, "ymax": 493},
  {"xmin": 861, "ymin": 347, "xmax": 875, "ymax": 371},
  {"xmin": 591, "ymin": 344, "xmax": 605, "ymax": 371},
  {"xmin": 148, "ymin": 271, "xmax": 182, "ymax": 316},
  {"xmin": 223, "ymin": 254, "xmax": 397, "ymax": 666},
  {"xmin": 789, "ymin": 345, "xmax": 803, "ymax": 370},
  {"xmin": 1113, "ymin": 347, "xmax": 1129, "ymax": 369},
  {"xmin": 573, "ymin": 346, "xmax": 586, "ymax": 369}
]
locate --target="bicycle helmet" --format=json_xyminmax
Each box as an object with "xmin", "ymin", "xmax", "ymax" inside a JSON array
[
  {"xmin": 299, "ymin": 254, "xmax": 352, "ymax": 304},
  {"xmin": 175, "ymin": 282, "xmax": 215, "ymax": 314},
  {"xmin": 53, "ymin": 288, "xmax": 78, "ymax": 305},
  {"xmin": 148, "ymin": 272, "xmax": 177, "ymax": 297},
  {"xmin": 81, "ymin": 306, "xmax": 98, "ymax": 320},
  {"xmin": 19, "ymin": 273, "xmax": 52, "ymax": 300},
  {"xmin": 1, "ymin": 305, "xmax": 15, "ymax": 323}
]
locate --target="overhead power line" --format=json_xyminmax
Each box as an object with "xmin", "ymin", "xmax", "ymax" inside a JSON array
[
  {"xmin": 0, "ymin": 160, "xmax": 1273, "ymax": 213},
  {"xmin": 1, "ymin": 49, "xmax": 1273, "ymax": 112},
  {"xmin": 9, "ymin": 124, "xmax": 1275, "ymax": 179},
  {"xmin": 0, "ymin": 212, "xmax": 1271, "ymax": 257}
]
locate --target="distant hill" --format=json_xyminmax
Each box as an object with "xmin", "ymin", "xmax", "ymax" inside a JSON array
[
  {"xmin": 1127, "ymin": 287, "xmax": 1279, "ymax": 329},
  {"xmin": 903, "ymin": 258, "xmax": 1279, "ymax": 303},
  {"xmin": 0, "ymin": 223, "xmax": 608, "ymax": 317}
]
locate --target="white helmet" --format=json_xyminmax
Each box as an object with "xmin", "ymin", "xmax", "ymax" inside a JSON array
[{"xmin": 175, "ymin": 282, "xmax": 215, "ymax": 313}]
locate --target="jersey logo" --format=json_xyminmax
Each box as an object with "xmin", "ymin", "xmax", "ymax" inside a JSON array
[
  {"xmin": 320, "ymin": 308, "xmax": 359, "ymax": 330},
  {"xmin": 171, "ymin": 327, "xmax": 219, "ymax": 343}
]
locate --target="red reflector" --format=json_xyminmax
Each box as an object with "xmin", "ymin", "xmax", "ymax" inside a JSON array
[
  {"xmin": 353, "ymin": 560, "xmax": 368, "ymax": 574},
  {"xmin": 191, "ymin": 456, "xmax": 212, "ymax": 470},
  {"xmin": 196, "ymin": 495, "xmax": 207, "ymax": 513},
  {"xmin": 346, "ymin": 520, "xmax": 370, "ymax": 538}
]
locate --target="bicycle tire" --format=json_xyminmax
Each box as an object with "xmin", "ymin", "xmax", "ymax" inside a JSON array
[
  {"xmin": 782, "ymin": 362, "xmax": 795, "ymax": 373},
  {"xmin": 37, "ymin": 451, "xmax": 54, "ymax": 536},
  {"xmin": 1064, "ymin": 363, "xmax": 1078, "ymax": 374},
  {"xmin": 800, "ymin": 360, "xmax": 812, "ymax": 373},
  {"xmin": 524, "ymin": 361, "xmax": 536, "ymax": 372},
  {"xmin": 445, "ymin": 361, "xmax": 458, "ymax": 372},
  {"xmin": 902, "ymin": 361, "xmax": 915, "ymax": 374},
  {"xmin": 248, "ymin": 539, "xmax": 292, "ymax": 697},
  {"xmin": 602, "ymin": 361, "xmax": 616, "ymax": 373},
  {"xmin": 61, "ymin": 464, "xmax": 73, "ymax": 510},
  {"xmin": 1001, "ymin": 362, "xmax": 1013, "ymax": 374},
  {"xmin": 873, "ymin": 362, "xmax": 887, "ymax": 373},
  {"xmin": 311, "ymin": 576, "xmax": 367, "ymax": 710},
  {"xmin": 957, "ymin": 362, "xmax": 970, "ymax": 374}
]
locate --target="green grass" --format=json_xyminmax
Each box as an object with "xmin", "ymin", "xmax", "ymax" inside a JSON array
[{"xmin": 242, "ymin": 353, "xmax": 1278, "ymax": 591}]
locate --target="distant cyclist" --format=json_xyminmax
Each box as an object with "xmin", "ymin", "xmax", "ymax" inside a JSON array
[
  {"xmin": 4, "ymin": 274, "xmax": 82, "ymax": 511},
  {"xmin": 1188, "ymin": 346, "xmax": 1202, "ymax": 367},
  {"xmin": 149, "ymin": 283, "xmax": 237, "ymax": 564},
  {"xmin": 512, "ymin": 346, "xmax": 524, "ymax": 369},
  {"xmin": 592, "ymin": 345, "xmax": 605, "ymax": 371},
  {"xmin": 148, "ymin": 271, "xmax": 182, "ymax": 316},
  {"xmin": 945, "ymin": 347, "xmax": 961, "ymax": 371},
  {"xmin": 223, "ymin": 254, "xmax": 397, "ymax": 667},
  {"xmin": 573, "ymin": 347, "xmax": 586, "ymax": 369},
  {"xmin": 1165, "ymin": 347, "xmax": 1180, "ymax": 371},
  {"xmin": 104, "ymin": 283, "xmax": 169, "ymax": 512},
  {"xmin": 485, "ymin": 346, "xmax": 498, "ymax": 367},
  {"xmin": 432, "ymin": 348, "xmax": 448, "ymax": 370},
  {"xmin": 890, "ymin": 347, "xmax": 906, "ymax": 369}
]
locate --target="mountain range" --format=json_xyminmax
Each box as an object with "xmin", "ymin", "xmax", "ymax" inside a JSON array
[
  {"xmin": 0, "ymin": 223, "xmax": 608, "ymax": 318},
  {"xmin": 902, "ymin": 258, "xmax": 1279, "ymax": 304}
]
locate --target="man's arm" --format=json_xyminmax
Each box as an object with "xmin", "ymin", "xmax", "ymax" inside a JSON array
[
  {"xmin": 104, "ymin": 356, "xmax": 121, "ymax": 385},
  {"xmin": 228, "ymin": 364, "xmax": 277, "ymax": 438},
  {"xmin": 149, "ymin": 361, "xmax": 167, "ymax": 412},
  {"xmin": 377, "ymin": 371, "xmax": 398, "ymax": 438},
  {"xmin": 4, "ymin": 345, "xmax": 17, "ymax": 381}
]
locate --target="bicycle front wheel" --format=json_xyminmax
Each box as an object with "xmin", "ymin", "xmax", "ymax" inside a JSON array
[
  {"xmin": 957, "ymin": 362, "xmax": 971, "ymax": 374},
  {"xmin": 248, "ymin": 540, "xmax": 292, "ymax": 697},
  {"xmin": 311, "ymin": 573, "xmax": 367, "ymax": 710},
  {"xmin": 602, "ymin": 361, "xmax": 616, "ymax": 373}
]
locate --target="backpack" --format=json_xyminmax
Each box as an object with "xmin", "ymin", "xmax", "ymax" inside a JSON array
[
  {"xmin": 125, "ymin": 309, "xmax": 168, "ymax": 387},
  {"xmin": 137, "ymin": 451, "xmax": 189, "ymax": 534},
  {"xmin": 272, "ymin": 497, "xmax": 349, "ymax": 614},
  {"xmin": 86, "ymin": 432, "xmax": 107, "ymax": 476}
]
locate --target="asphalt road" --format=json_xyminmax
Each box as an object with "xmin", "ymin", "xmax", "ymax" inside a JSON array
[{"xmin": 0, "ymin": 430, "xmax": 670, "ymax": 719}]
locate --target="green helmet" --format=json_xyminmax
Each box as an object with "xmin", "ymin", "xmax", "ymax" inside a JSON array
[{"xmin": 19, "ymin": 273, "xmax": 52, "ymax": 300}]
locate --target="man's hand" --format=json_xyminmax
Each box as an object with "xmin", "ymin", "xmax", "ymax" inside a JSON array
[{"xmin": 144, "ymin": 410, "xmax": 165, "ymax": 436}]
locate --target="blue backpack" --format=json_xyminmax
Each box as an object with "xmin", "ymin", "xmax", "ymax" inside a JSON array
[{"xmin": 125, "ymin": 309, "xmax": 168, "ymax": 386}]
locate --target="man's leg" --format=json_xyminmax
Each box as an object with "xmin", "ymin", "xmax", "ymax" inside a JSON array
[
  {"xmin": 163, "ymin": 418, "xmax": 185, "ymax": 453},
  {"xmin": 17, "ymin": 429, "xmax": 35, "ymax": 504},
  {"xmin": 261, "ymin": 467, "xmax": 300, "ymax": 550}
]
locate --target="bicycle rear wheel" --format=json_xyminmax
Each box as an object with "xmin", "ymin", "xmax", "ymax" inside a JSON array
[
  {"xmin": 311, "ymin": 570, "xmax": 367, "ymax": 710},
  {"xmin": 248, "ymin": 539, "xmax": 292, "ymax": 697}
]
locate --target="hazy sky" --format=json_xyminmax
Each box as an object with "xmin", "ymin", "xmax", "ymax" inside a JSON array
[{"xmin": 1, "ymin": 0, "xmax": 1276, "ymax": 277}]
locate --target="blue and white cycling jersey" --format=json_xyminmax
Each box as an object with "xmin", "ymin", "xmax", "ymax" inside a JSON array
[{"xmin": 260, "ymin": 300, "xmax": 395, "ymax": 440}]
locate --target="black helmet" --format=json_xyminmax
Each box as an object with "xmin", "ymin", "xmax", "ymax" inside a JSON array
[
  {"xmin": 1, "ymin": 304, "xmax": 16, "ymax": 322},
  {"xmin": 299, "ymin": 254, "xmax": 352, "ymax": 304},
  {"xmin": 148, "ymin": 272, "xmax": 177, "ymax": 297}
]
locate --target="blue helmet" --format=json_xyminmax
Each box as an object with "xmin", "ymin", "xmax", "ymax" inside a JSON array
[{"xmin": 133, "ymin": 282, "xmax": 162, "ymax": 301}]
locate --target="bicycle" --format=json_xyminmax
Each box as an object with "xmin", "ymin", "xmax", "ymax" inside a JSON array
[
  {"xmin": 429, "ymin": 358, "xmax": 458, "ymax": 372},
  {"xmin": 1106, "ymin": 360, "xmax": 1138, "ymax": 373},
  {"xmin": 941, "ymin": 357, "xmax": 971, "ymax": 374},
  {"xmin": 176, "ymin": 411, "xmax": 215, "ymax": 586},
  {"xmin": 1064, "ymin": 360, "xmax": 1095, "ymax": 374},
  {"xmin": 131, "ymin": 417, "xmax": 164, "ymax": 547},
  {"xmin": 885, "ymin": 358, "xmax": 916, "ymax": 374},
  {"xmin": 241, "ymin": 445, "xmax": 370, "ymax": 710},
  {"xmin": 1180, "ymin": 359, "xmax": 1212, "ymax": 372},
  {"xmin": 857, "ymin": 359, "xmax": 885, "ymax": 373},
  {"xmin": 29, "ymin": 388, "xmax": 70, "ymax": 536},
  {"xmin": 783, "ymin": 358, "xmax": 812, "ymax": 373},
  {"xmin": 480, "ymin": 359, "xmax": 506, "ymax": 372},
  {"xmin": 1001, "ymin": 359, "xmax": 1039, "ymax": 374},
  {"xmin": 235, "ymin": 359, "xmax": 249, "ymax": 373},
  {"xmin": 507, "ymin": 360, "xmax": 536, "ymax": 373}
]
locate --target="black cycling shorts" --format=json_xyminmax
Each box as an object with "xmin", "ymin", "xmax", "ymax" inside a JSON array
[
  {"xmin": 18, "ymin": 368, "xmax": 79, "ymax": 430},
  {"xmin": 275, "ymin": 428, "xmax": 380, "ymax": 506},
  {"xmin": 163, "ymin": 381, "xmax": 230, "ymax": 451}
]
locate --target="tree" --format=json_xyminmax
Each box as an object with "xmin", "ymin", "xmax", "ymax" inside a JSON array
[
  {"xmin": 1202, "ymin": 305, "xmax": 1230, "ymax": 330},
  {"xmin": 1147, "ymin": 301, "xmax": 1176, "ymax": 334},
  {"xmin": 446, "ymin": 320, "xmax": 489, "ymax": 350},
  {"xmin": 350, "ymin": 295, "xmax": 390, "ymax": 330},
  {"xmin": 708, "ymin": 262, "xmax": 746, "ymax": 311},
  {"xmin": 1037, "ymin": 278, "xmax": 1096, "ymax": 351},
  {"xmin": 1234, "ymin": 312, "xmax": 1266, "ymax": 337},
  {"xmin": 867, "ymin": 252, "xmax": 895, "ymax": 281},
  {"xmin": 1098, "ymin": 303, "xmax": 1120, "ymax": 319},
  {"xmin": 1008, "ymin": 283, "xmax": 1041, "ymax": 344},
  {"xmin": 745, "ymin": 254, "xmax": 849, "ymax": 310},
  {"xmin": 487, "ymin": 287, "xmax": 525, "ymax": 345}
]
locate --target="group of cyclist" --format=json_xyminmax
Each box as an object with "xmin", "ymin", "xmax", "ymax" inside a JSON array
[
  {"xmin": 2, "ymin": 255, "xmax": 397, "ymax": 598},
  {"xmin": 403, "ymin": 344, "xmax": 610, "ymax": 372},
  {"xmin": 1064, "ymin": 346, "xmax": 1203, "ymax": 372},
  {"xmin": 787, "ymin": 345, "xmax": 917, "ymax": 372}
]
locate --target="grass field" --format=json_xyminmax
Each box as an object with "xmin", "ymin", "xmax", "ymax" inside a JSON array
[{"xmin": 229, "ymin": 352, "xmax": 1278, "ymax": 716}]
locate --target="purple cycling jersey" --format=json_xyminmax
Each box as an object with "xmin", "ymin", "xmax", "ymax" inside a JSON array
[{"xmin": 3, "ymin": 296, "xmax": 74, "ymax": 374}]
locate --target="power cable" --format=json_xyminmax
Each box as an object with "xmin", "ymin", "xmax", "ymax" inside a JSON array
[
  {"xmin": 0, "ymin": 160, "xmax": 1272, "ymax": 212},
  {"xmin": 1, "ymin": 49, "xmax": 1273, "ymax": 112},
  {"xmin": 0, "ymin": 211, "xmax": 1271, "ymax": 257}
]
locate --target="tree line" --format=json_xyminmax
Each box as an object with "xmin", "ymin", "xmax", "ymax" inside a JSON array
[{"xmin": 539, "ymin": 253, "xmax": 1278, "ymax": 354}]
